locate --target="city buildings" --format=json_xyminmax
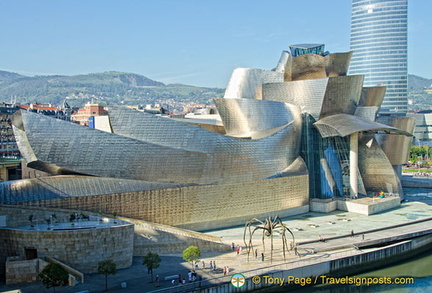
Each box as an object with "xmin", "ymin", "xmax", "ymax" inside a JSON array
[
  {"xmin": 350, "ymin": 0, "xmax": 408, "ymax": 116},
  {"xmin": 0, "ymin": 103, "xmax": 21, "ymax": 181},
  {"xmin": 71, "ymin": 102, "xmax": 108, "ymax": 126},
  {"xmin": 407, "ymin": 110, "xmax": 432, "ymax": 144}
]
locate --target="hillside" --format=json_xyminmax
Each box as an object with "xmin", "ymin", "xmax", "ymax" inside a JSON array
[
  {"xmin": 0, "ymin": 71, "xmax": 224, "ymax": 111},
  {"xmin": 408, "ymin": 74, "xmax": 432, "ymax": 111},
  {"xmin": 1, "ymin": 70, "xmax": 430, "ymax": 112},
  {"xmin": 0, "ymin": 70, "xmax": 26, "ymax": 82},
  {"xmin": 408, "ymin": 74, "xmax": 432, "ymax": 91}
]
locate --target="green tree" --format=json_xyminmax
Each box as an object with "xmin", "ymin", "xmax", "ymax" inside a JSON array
[
  {"xmin": 142, "ymin": 252, "xmax": 161, "ymax": 282},
  {"xmin": 38, "ymin": 263, "xmax": 69, "ymax": 293},
  {"xmin": 182, "ymin": 246, "xmax": 201, "ymax": 269},
  {"xmin": 98, "ymin": 259, "xmax": 117, "ymax": 291}
]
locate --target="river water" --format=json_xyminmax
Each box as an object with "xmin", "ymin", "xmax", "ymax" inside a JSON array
[
  {"xmin": 288, "ymin": 188, "xmax": 432, "ymax": 293},
  {"xmin": 289, "ymin": 248, "xmax": 432, "ymax": 292}
]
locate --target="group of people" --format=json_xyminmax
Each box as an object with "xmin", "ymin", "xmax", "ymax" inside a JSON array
[
  {"xmin": 232, "ymin": 242, "xmax": 243, "ymax": 254},
  {"xmin": 172, "ymin": 270, "xmax": 202, "ymax": 285}
]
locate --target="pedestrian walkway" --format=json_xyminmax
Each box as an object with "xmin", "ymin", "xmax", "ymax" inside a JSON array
[{"xmin": 1, "ymin": 198, "xmax": 431, "ymax": 293}]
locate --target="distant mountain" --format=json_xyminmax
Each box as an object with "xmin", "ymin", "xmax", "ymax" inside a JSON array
[
  {"xmin": 2, "ymin": 70, "xmax": 429, "ymax": 112},
  {"xmin": 408, "ymin": 74, "xmax": 432, "ymax": 91},
  {"xmin": 0, "ymin": 71, "xmax": 224, "ymax": 110},
  {"xmin": 0, "ymin": 70, "xmax": 26, "ymax": 82}
]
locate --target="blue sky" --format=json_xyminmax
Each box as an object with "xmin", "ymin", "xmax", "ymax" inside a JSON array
[{"xmin": 0, "ymin": 0, "xmax": 430, "ymax": 87}]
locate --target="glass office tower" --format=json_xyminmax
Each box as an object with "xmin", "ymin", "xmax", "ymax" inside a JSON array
[{"xmin": 350, "ymin": 0, "xmax": 408, "ymax": 116}]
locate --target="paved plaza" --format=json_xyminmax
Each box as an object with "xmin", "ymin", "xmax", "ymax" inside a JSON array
[{"xmin": 1, "ymin": 193, "xmax": 431, "ymax": 293}]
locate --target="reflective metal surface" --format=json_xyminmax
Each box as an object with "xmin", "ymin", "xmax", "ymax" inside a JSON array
[
  {"xmin": 359, "ymin": 86, "xmax": 386, "ymax": 107},
  {"xmin": 375, "ymin": 116, "xmax": 416, "ymax": 165},
  {"xmin": 8, "ymin": 44, "xmax": 415, "ymax": 211},
  {"xmin": 319, "ymin": 75, "xmax": 363, "ymax": 118},
  {"xmin": 285, "ymin": 52, "xmax": 352, "ymax": 81},
  {"xmin": 213, "ymin": 98, "xmax": 301, "ymax": 139},
  {"xmin": 325, "ymin": 51, "xmax": 352, "ymax": 77},
  {"xmin": 262, "ymin": 78, "xmax": 328, "ymax": 119},
  {"xmin": 223, "ymin": 68, "xmax": 283, "ymax": 100},
  {"xmin": 354, "ymin": 106, "xmax": 380, "ymax": 121},
  {"xmin": 313, "ymin": 114, "xmax": 410, "ymax": 138},
  {"xmin": 358, "ymin": 135, "xmax": 402, "ymax": 195},
  {"xmin": 13, "ymin": 106, "xmax": 302, "ymax": 185},
  {"xmin": 0, "ymin": 175, "xmax": 186, "ymax": 203},
  {"xmin": 262, "ymin": 75, "xmax": 364, "ymax": 120}
]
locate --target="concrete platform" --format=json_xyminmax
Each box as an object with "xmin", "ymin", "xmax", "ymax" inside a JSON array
[
  {"xmin": 1, "ymin": 195, "xmax": 431, "ymax": 293},
  {"xmin": 309, "ymin": 195, "xmax": 400, "ymax": 215}
]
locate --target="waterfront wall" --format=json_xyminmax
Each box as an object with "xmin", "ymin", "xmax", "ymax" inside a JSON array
[
  {"xmin": 169, "ymin": 233, "xmax": 432, "ymax": 292},
  {"xmin": 14, "ymin": 175, "xmax": 309, "ymax": 231},
  {"xmin": 402, "ymin": 175, "xmax": 432, "ymax": 188}
]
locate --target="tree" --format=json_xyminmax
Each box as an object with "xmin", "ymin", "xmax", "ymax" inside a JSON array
[
  {"xmin": 182, "ymin": 246, "xmax": 201, "ymax": 269},
  {"xmin": 98, "ymin": 259, "xmax": 117, "ymax": 291},
  {"xmin": 38, "ymin": 263, "xmax": 69, "ymax": 293},
  {"xmin": 142, "ymin": 252, "xmax": 161, "ymax": 282}
]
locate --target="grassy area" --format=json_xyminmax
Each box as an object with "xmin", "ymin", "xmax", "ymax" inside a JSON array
[{"xmin": 403, "ymin": 168, "xmax": 432, "ymax": 173}]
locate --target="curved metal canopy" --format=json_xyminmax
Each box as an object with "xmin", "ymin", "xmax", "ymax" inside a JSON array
[{"xmin": 313, "ymin": 114, "xmax": 412, "ymax": 138}]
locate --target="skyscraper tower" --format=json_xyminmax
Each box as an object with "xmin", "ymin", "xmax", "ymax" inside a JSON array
[{"xmin": 350, "ymin": 0, "xmax": 408, "ymax": 116}]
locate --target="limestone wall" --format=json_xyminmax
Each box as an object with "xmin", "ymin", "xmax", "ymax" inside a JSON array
[
  {"xmin": 0, "ymin": 206, "xmax": 134, "ymax": 279},
  {"xmin": 15, "ymin": 175, "xmax": 309, "ymax": 231},
  {"xmin": 0, "ymin": 225, "xmax": 134, "ymax": 274},
  {"xmin": 5, "ymin": 258, "xmax": 44, "ymax": 285},
  {"xmin": 123, "ymin": 217, "xmax": 231, "ymax": 255}
]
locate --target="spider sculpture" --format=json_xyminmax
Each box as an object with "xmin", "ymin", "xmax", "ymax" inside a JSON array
[{"xmin": 243, "ymin": 216, "xmax": 295, "ymax": 263}]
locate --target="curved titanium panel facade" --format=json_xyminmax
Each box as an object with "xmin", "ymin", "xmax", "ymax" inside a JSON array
[
  {"xmin": 358, "ymin": 135, "xmax": 401, "ymax": 195},
  {"xmin": 262, "ymin": 78, "xmax": 328, "ymax": 119},
  {"xmin": 263, "ymin": 75, "xmax": 364, "ymax": 120},
  {"xmin": 375, "ymin": 116, "xmax": 415, "ymax": 165},
  {"xmin": 13, "ymin": 108, "xmax": 302, "ymax": 185},
  {"xmin": 325, "ymin": 51, "xmax": 352, "ymax": 77},
  {"xmin": 274, "ymin": 50, "xmax": 290, "ymax": 73},
  {"xmin": 285, "ymin": 52, "xmax": 352, "ymax": 81},
  {"xmin": 0, "ymin": 175, "xmax": 187, "ymax": 203},
  {"xmin": 223, "ymin": 68, "xmax": 283, "ymax": 100},
  {"xmin": 287, "ymin": 54, "xmax": 327, "ymax": 81},
  {"xmin": 213, "ymin": 98, "xmax": 302, "ymax": 139},
  {"xmin": 354, "ymin": 106, "xmax": 380, "ymax": 121},
  {"xmin": 319, "ymin": 75, "xmax": 364, "ymax": 118},
  {"xmin": 313, "ymin": 114, "xmax": 409, "ymax": 138},
  {"xmin": 359, "ymin": 86, "xmax": 386, "ymax": 107}
]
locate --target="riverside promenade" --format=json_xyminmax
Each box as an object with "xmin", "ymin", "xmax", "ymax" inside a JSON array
[{"xmin": 1, "ymin": 196, "xmax": 432, "ymax": 293}]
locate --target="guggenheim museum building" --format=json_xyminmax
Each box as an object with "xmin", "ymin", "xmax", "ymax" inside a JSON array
[{"xmin": 1, "ymin": 44, "xmax": 414, "ymax": 231}]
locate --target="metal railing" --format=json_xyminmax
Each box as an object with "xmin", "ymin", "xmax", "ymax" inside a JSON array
[{"xmin": 146, "ymin": 248, "xmax": 358, "ymax": 293}]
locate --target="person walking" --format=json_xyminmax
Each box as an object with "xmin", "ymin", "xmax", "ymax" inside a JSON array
[{"xmin": 155, "ymin": 275, "xmax": 160, "ymax": 287}]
